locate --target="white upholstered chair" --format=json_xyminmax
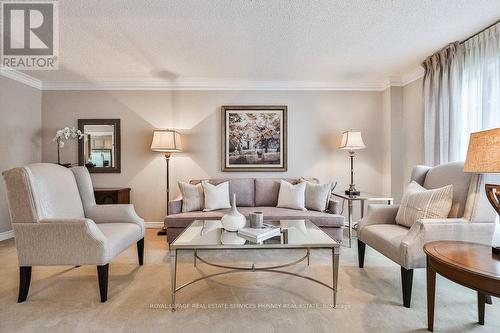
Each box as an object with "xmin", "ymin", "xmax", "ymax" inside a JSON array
[
  {"xmin": 357, "ymin": 161, "xmax": 497, "ymax": 308},
  {"xmin": 2, "ymin": 163, "xmax": 144, "ymax": 302}
]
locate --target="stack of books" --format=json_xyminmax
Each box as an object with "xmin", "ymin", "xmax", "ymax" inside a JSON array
[{"xmin": 237, "ymin": 227, "xmax": 281, "ymax": 243}]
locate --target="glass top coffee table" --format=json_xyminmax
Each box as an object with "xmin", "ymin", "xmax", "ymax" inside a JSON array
[{"xmin": 169, "ymin": 219, "xmax": 340, "ymax": 311}]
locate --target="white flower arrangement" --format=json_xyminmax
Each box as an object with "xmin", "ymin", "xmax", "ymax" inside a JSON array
[{"xmin": 52, "ymin": 127, "xmax": 84, "ymax": 165}]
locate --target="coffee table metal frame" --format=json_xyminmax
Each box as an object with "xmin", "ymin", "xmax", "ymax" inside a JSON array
[{"xmin": 169, "ymin": 221, "xmax": 340, "ymax": 311}]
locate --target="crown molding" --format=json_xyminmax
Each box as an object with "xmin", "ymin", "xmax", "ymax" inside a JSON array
[
  {"xmin": 41, "ymin": 79, "xmax": 389, "ymax": 91},
  {"xmin": 385, "ymin": 66, "xmax": 425, "ymax": 89},
  {"xmin": 0, "ymin": 69, "xmax": 424, "ymax": 91},
  {"xmin": 0, "ymin": 69, "xmax": 42, "ymax": 89},
  {"xmin": 400, "ymin": 66, "xmax": 425, "ymax": 85}
]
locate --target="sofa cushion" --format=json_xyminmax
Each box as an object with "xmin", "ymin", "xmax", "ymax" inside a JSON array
[
  {"xmin": 240, "ymin": 207, "xmax": 344, "ymax": 227},
  {"xmin": 165, "ymin": 209, "xmax": 230, "ymax": 228},
  {"xmin": 190, "ymin": 178, "xmax": 255, "ymax": 206},
  {"xmin": 164, "ymin": 206, "xmax": 344, "ymax": 228},
  {"xmin": 255, "ymin": 178, "xmax": 298, "ymax": 206}
]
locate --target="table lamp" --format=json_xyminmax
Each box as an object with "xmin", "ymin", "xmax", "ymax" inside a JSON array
[
  {"xmin": 339, "ymin": 130, "xmax": 366, "ymax": 196},
  {"xmin": 151, "ymin": 129, "xmax": 183, "ymax": 236},
  {"xmin": 463, "ymin": 127, "xmax": 500, "ymax": 254}
]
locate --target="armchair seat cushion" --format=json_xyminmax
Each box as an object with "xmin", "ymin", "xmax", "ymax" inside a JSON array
[
  {"xmin": 359, "ymin": 224, "xmax": 409, "ymax": 266},
  {"xmin": 98, "ymin": 223, "xmax": 143, "ymax": 262}
]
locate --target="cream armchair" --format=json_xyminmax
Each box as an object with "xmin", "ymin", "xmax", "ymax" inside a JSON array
[
  {"xmin": 357, "ymin": 161, "xmax": 497, "ymax": 308},
  {"xmin": 2, "ymin": 163, "xmax": 144, "ymax": 303}
]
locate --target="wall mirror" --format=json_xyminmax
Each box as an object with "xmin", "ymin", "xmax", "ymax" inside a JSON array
[{"xmin": 78, "ymin": 119, "xmax": 121, "ymax": 173}]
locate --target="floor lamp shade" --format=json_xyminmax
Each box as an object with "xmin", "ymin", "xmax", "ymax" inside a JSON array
[{"xmin": 150, "ymin": 130, "xmax": 182, "ymax": 153}]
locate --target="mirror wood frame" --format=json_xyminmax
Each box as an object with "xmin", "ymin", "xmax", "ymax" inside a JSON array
[{"xmin": 78, "ymin": 119, "xmax": 121, "ymax": 173}]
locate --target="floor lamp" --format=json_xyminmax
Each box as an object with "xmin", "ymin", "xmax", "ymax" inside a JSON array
[{"xmin": 151, "ymin": 129, "xmax": 183, "ymax": 236}]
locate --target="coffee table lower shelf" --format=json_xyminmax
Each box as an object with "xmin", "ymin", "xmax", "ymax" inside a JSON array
[{"xmin": 169, "ymin": 247, "xmax": 340, "ymax": 311}]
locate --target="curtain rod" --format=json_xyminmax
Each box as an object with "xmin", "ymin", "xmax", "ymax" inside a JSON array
[{"xmin": 460, "ymin": 20, "xmax": 499, "ymax": 44}]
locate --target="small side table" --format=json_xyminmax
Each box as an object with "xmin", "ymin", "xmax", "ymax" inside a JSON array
[
  {"xmin": 331, "ymin": 191, "xmax": 393, "ymax": 248},
  {"xmin": 424, "ymin": 241, "xmax": 500, "ymax": 331},
  {"xmin": 94, "ymin": 187, "xmax": 131, "ymax": 204}
]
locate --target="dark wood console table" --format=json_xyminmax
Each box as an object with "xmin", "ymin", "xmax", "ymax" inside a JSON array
[
  {"xmin": 94, "ymin": 187, "xmax": 131, "ymax": 204},
  {"xmin": 424, "ymin": 241, "xmax": 500, "ymax": 331}
]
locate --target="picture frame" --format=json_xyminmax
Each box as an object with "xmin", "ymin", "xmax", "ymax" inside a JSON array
[{"xmin": 221, "ymin": 105, "xmax": 287, "ymax": 172}]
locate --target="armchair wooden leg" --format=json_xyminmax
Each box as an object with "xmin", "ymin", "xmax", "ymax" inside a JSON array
[
  {"xmin": 358, "ymin": 240, "xmax": 366, "ymax": 268},
  {"xmin": 97, "ymin": 264, "xmax": 109, "ymax": 302},
  {"xmin": 401, "ymin": 267, "xmax": 414, "ymax": 308},
  {"xmin": 137, "ymin": 237, "xmax": 144, "ymax": 266},
  {"xmin": 18, "ymin": 266, "xmax": 32, "ymax": 303}
]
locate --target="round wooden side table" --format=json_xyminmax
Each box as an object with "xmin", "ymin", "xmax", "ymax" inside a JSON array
[{"xmin": 424, "ymin": 241, "xmax": 500, "ymax": 332}]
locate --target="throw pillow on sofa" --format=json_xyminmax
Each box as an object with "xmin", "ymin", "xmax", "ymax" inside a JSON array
[
  {"xmin": 305, "ymin": 181, "xmax": 336, "ymax": 212},
  {"xmin": 202, "ymin": 181, "xmax": 231, "ymax": 211},
  {"xmin": 277, "ymin": 180, "xmax": 307, "ymax": 211},
  {"xmin": 178, "ymin": 181, "xmax": 204, "ymax": 213},
  {"xmin": 395, "ymin": 181, "xmax": 453, "ymax": 228}
]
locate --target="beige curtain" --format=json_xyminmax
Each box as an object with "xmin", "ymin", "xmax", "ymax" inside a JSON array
[
  {"xmin": 423, "ymin": 22, "xmax": 500, "ymax": 166},
  {"xmin": 422, "ymin": 42, "xmax": 462, "ymax": 166}
]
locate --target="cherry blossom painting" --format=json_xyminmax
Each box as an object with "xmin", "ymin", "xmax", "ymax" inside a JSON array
[{"xmin": 222, "ymin": 106, "xmax": 287, "ymax": 171}]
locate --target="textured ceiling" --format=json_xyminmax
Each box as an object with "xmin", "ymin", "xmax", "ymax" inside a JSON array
[{"xmin": 22, "ymin": 0, "xmax": 500, "ymax": 86}]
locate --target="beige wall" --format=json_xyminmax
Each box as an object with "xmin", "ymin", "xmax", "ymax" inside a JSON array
[
  {"xmin": 42, "ymin": 90, "xmax": 388, "ymax": 222},
  {"xmin": 385, "ymin": 78, "xmax": 425, "ymax": 203},
  {"xmin": 389, "ymin": 86, "xmax": 405, "ymax": 202},
  {"xmin": 402, "ymin": 78, "xmax": 425, "ymax": 186},
  {"xmin": 0, "ymin": 76, "xmax": 42, "ymax": 233}
]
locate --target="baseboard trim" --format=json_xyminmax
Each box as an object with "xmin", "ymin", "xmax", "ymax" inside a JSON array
[
  {"xmin": 145, "ymin": 222, "xmax": 164, "ymax": 229},
  {"xmin": 0, "ymin": 230, "xmax": 14, "ymax": 241}
]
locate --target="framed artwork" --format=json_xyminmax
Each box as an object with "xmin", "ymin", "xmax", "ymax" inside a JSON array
[{"xmin": 222, "ymin": 105, "xmax": 287, "ymax": 172}]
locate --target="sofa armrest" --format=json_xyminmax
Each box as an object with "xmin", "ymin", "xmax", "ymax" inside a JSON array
[
  {"xmin": 357, "ymin": 204, "xmax": 399, "ymax": 236},
  {"xmin": 12, "ymin": 218, "xmax": 109, "ymax": 265},
  {"xmin": 168, "ymin": 199, "xmax": 183, "ymax": 215},
  {"xmin": 400, "ymin": 218, "xmax": 496, "ymax": 269},
  {"xmin": 85, "ymin": 204, "xmax": 144, "ymax": 228},
  {"xmin": 327, "ymin": 199, "xmax": 341, "ymax": 214}
]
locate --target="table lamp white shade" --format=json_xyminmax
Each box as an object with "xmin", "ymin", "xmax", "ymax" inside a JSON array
[
  {"xmin": 463, "ymin": 128, "xmax": 500, "ymax": 173},
  {"xmin": 339, "ymin": 131, "xmax": 366, "ymax": 150},
  {"xmin": 150, "ymin": 130, "xmax": 182, "ymax": 153}
]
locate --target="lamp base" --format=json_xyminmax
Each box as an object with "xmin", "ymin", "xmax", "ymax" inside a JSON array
[
  {"xmin": 485, "ymin": 183, "xmax": 500, "ymax": 215},
  {"xmin": 157, "ymin": 227, "xmax": 167, "ymax": 236},
  {"xmin": 345, "ymin": 190, "xmax": 360, "ymax": 196},
  {"xmin": 345, "ymin": 184, "xmax": 360, "ymax": 196}
]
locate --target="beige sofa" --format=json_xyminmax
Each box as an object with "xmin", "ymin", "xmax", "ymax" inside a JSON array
[
  {"xmin": 357, "ymin": 161, "xmax": 497, "ymax": 308},
  {"xmin": 164, "ymin": 178, "xmax": 345, "ymax": 244}
]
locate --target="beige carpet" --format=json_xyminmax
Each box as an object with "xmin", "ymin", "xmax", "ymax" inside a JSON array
[{"xmin": 0, "ymin": 229, "xmax": 498, "ymax": 333}]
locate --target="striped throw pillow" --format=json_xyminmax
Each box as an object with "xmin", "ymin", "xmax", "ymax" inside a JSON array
[{"xmin": 395, "ymin": 181, "xmax": 453, "ymax": 228}]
